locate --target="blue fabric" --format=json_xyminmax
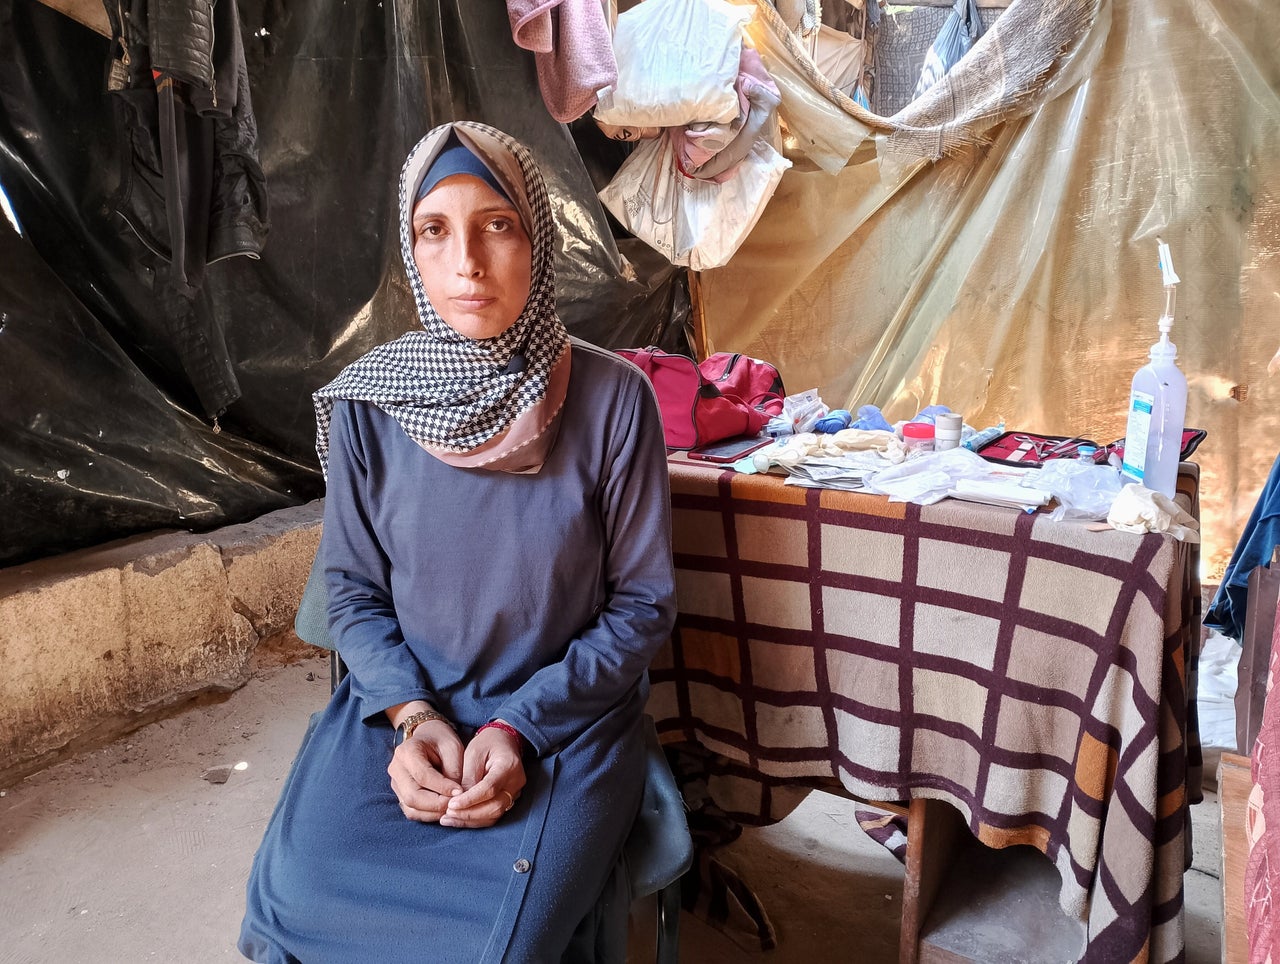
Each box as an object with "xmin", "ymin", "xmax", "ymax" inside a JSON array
[
  {"xmin": 414, "ymin": 133, "xmax": 511, "ymax": 204},
  {"xmin": 914, "ymin": 0, "xmax": 985, "ymax": 99},
  {"xmin": 814, "ymin": 409, "xmax": 852, "ymax": 434},
  {"xmin": 852, "ymin": 404, "xmax": 892, "ymax": 432},
  {"xmin": 1206, "ymin": 451, "xmax": 1280, "ymax": 642},
  {"xmin": 908, "ymin": 404, "xmax": 954, "ymax": 425},
  {"xmin": 240, "ymin": 342, "xmax": 677, "ymax": 962}
]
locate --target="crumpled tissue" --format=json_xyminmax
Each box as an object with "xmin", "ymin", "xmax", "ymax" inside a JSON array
[{"xmin": 1106, "ymin": 484, "xmax": 1200, "ymax": 543}]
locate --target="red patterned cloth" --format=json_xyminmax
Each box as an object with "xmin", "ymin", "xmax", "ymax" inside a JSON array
[{"xmin": 1247, "ymin": 618, "xmax": 1280, "ymax": 963}]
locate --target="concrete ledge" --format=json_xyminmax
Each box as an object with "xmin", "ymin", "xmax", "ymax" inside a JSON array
[{"xmin": 0, "ymin": 501, "xmax": 324, "ymax": 785}]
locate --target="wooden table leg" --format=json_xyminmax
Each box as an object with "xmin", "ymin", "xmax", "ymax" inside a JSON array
[{"xmin": 899, "ymin": 798, "xmax": 967, "ymax": 964}]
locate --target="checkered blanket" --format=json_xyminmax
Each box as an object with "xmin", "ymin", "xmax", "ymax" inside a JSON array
[{"xmin": 649, "ymin": 461, "xmax": 1200, "ymax": 963}]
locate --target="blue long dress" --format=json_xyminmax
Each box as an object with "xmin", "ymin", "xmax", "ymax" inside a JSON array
[{"xmin": 239, "ymin": 341, "xmax": 676, "ymax": 963}]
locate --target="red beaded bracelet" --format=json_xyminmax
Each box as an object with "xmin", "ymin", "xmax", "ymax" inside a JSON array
[{"xmin": 477, "ymin": 720, "xmax": 526, "ymax": 749}]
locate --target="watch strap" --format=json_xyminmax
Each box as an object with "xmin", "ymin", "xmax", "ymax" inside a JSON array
[{"xmin": 396, "ymin": 708, "xmax": 454, "ymax": 744}]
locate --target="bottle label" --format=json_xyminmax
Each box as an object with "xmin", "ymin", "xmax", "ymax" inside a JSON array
[{"xmin": 1121, "ymin": 391, "xmax": 1155, "ymax": 482}]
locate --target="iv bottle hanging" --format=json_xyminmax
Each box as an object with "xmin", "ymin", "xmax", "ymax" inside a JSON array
[{"xmin": 1120, "ymin": 239, "xmax": 1188, "ymax": 498}]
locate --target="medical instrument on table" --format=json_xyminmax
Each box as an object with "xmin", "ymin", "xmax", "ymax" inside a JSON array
[
  {"xmin": 974, "ymin": 431, "xmax": 1103, "ymax": 467},
  {"xmin": 1008, "ymin": 434, "xmax": 1050, "ymax": 462},
  {"xmin": 780, "ymin": 389, "xmax": 828, "ymax": 434},
  {"xmin": 1045, "ymin": 435, "xmax": 1088, "ymax": 455}
]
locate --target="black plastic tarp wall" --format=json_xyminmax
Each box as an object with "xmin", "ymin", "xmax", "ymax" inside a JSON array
[{"xmin": 0, "ymin": 0, "xmax": 685, "ymax": 567}]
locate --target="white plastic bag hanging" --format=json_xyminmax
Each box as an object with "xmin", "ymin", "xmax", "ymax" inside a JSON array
[
  {"xmin": 599, "ymin": 131, "xmax": 791, "ymax": 270},
  {"xmin": 593, "ymin": 0, "xmax": 751, "ymax": 129}
]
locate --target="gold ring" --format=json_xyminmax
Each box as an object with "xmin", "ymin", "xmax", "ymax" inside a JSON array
[{"xmin": 499, "ymin": 790, "xmax": 514, "ymax": 812}]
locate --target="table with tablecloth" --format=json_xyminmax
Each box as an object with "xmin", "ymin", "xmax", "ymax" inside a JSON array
[{"xmin": 648, "ymin": 459, "xmax": 1202, "ymax": 963}]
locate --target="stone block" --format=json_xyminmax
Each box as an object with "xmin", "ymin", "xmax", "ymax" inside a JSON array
[
  {"xmin": 215, "ymin": 502, "xmax": 323, "ymax": 641},
  {"xmin": 0, "ymin": 501, "xmax": 324, "ymax": 784}
]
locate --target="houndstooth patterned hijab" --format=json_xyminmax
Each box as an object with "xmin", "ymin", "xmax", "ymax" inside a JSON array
[{"xmin": 313, "ymin": 122, "xmax": 570, "ymax": 476}]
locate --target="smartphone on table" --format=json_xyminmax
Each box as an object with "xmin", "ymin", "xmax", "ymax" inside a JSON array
[{"xmin": 686, "ymin": 436, "xmax": 772, "ymax": 464}]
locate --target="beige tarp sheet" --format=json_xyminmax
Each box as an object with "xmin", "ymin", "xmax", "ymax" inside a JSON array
[{"xmin": 701, "ymin": 0, "xmax": 1278, "ymax": 573}]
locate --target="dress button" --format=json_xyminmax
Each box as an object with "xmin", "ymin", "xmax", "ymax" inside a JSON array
[{"xmin": 513, "ymin": 858, "xmax": 531, "ymax": 874}]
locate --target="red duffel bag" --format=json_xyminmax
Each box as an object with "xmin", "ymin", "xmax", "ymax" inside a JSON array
[
  {"xmin": 698, "ymin": 352, "xmax": 786, "ymax": 417},
  {"xmin": 615, "ymin": 347, "xmax": 783, "ymax": 449}
]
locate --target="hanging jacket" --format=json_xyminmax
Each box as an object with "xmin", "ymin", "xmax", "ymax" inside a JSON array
[
  {"xmin": 105, "ymin": 0, "xmax": 269, "ymax": 291},
  {"xmin": 103, "ymin": 0, "xmax": 268, "ymax": 416},
  {"xmin": 1207, "ymin": 452, "xmax": 1280, "ymax": 642}
]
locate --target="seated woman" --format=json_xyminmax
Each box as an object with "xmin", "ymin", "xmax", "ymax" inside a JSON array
[{"xmin": 239, "ymin": 121, "xmax": 677, "ymax": 963}]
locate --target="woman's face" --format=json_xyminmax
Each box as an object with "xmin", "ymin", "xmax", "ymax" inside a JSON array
[{"xmin": 412, "ymin": 173, "xmax": 532, "ymax": 340}]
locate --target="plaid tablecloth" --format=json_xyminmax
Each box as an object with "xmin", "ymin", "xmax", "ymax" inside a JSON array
[{"xmin": 649, "ymin": 461, "xmax": 1201, "ymax": 963}]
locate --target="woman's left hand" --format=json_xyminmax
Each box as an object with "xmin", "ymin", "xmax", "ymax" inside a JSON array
[{"xmin": 440, "ymin": 726, "xmax": 527, "ymax": 829}]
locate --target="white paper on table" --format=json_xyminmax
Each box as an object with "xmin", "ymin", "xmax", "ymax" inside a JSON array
[{"xmin": 949, "ymin": 478, "xmax": 1052, "ymax": 508}]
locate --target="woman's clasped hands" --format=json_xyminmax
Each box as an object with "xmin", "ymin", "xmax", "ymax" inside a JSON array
[{"xmin": 387, "ymin": 709, "xmax": 526, "ymax": 829}]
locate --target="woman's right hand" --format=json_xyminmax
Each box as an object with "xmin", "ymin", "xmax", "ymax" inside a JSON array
[{"xmin": 387, "ymin": 719, "xmax": 466, "ymax": 823}]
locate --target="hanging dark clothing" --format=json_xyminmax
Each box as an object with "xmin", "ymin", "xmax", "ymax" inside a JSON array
[
  {"xmin": 103, "ymin": 0, "xmax": 269, "ymax": 415},
  {"xmin": 105, "ymin": 0, "xmax": 269, "ymax": 286},
  {"xmin": 1207, "ymin": 452, "xmax": 1280, "ymax": 642}
]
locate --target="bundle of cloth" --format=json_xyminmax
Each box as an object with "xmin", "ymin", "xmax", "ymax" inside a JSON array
[
  {"xmin": 591, "ymin": 0, "xmax": 792, "ymax": 269},
  {"xmin": 596, "ymin": 45, "xmax": 782, "ymax": 183}
]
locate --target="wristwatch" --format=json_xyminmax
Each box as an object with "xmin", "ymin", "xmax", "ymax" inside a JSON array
[{"xmin": 395, "ymin": 708, "xmax": 454, "ymax": 745}]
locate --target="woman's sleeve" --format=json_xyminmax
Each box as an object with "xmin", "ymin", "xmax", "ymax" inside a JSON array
[
  {"xmin": 494, "ymin": 374, "xmax": 676, "ymax": 756},
  {"xmin": 323, "ymin": 401, "xmax": 438, "ymax": 723}
]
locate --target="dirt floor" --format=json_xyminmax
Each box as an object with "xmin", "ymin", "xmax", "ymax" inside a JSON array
[{"xmin": 0, "ymin": 649, "xmax": 1225, "ymax": 963}]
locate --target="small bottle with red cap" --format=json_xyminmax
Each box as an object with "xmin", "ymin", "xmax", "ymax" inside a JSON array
[{"xmin": 902, "ymin": 422, "xmax": 935, "ymax": 454}]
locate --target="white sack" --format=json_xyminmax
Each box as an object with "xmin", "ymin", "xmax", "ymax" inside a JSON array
[
  {"xmin": 593, "ymin": 0, "xmax": 751, "ymax": 129},
  {"xmin": 599, "ymin": 131, "xmax": 790, "ymax": 271}
]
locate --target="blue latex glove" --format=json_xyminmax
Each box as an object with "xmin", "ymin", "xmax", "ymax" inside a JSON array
[
  {"xmin": 908, "ymin": 405, "xmax": 953, "ymax": 426},
  {"xmin": 814, "ymin": 410, "xmax": 853, "ymax": 433},
  {"xmin": 851, "ymin": 405, "xmax": 892, "ymax": 432}
]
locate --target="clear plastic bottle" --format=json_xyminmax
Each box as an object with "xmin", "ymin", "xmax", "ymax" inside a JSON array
[{"xmin": 1120, "ymin": 241, "xmax": 1188, "ymax": 498}]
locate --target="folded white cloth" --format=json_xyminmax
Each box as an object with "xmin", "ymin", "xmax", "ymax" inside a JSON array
[
  {"xmin": 1106, "ymin": 483, "xmax": 1200, "ymax": 543},
  {"xmin": 753, "ymin": 429, "xmax": 903, "ymax": 470},
  {"xmin": 950, "ymin": 478, "xmax": 1051, "ymax": 509}
]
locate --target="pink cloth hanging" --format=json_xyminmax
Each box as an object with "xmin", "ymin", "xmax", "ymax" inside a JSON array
[
  {"xmin": 507, "ymin": 0, "xmax": 618, "ymax": 124},
  {"xmin": 672, "ymin": 48, "xmax": 781, "ymax": 183},
  {"xmin": 1246, "ymin": 612, "xmax": 1280, "ymax": 962}
]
